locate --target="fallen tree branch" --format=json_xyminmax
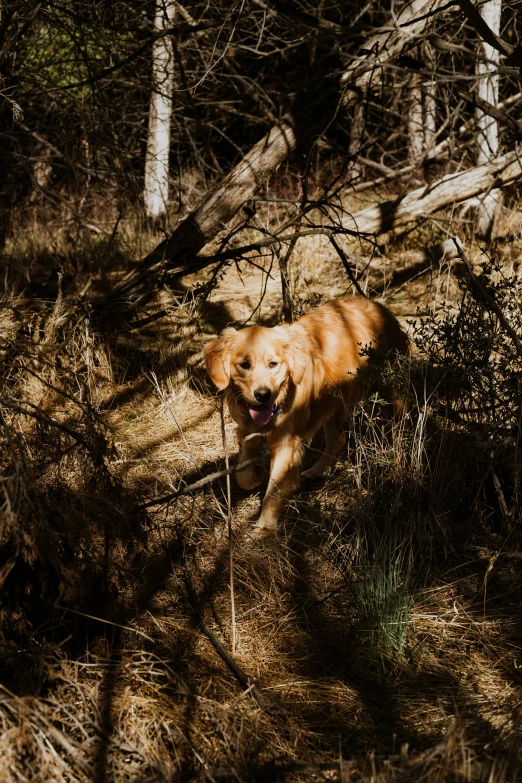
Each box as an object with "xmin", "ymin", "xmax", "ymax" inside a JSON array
[
  {"xmin": 139, "ymin": 458, "xmax": 259, "ymax": 509},
  {"xmin": 111, "ymin": 121, "xmax": 297, "ymax": 303},
  {"xmin": 353, "ymin": 90, "xmax": 522, "ymax": 194},
  {"xmin": 120, "ymin": 147, "xmax": 522, "ymax": 308},
  {"xmin": 181, "ymin": 227, "xmax": 361, "ymax": 267},
  {"xmin": 343, "ymin": 146, "xmax": 522, "ymax": 236}
]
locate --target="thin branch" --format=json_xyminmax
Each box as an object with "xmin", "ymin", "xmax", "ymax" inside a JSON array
[
  {"xmin": 139, "ymin": 458, "xmax": 259, "ymax": 509},
  {"xmin": 192, "ymin": 227, "xmax": 362, "ymax": 267},
  {"xmin": 220, "ymin": 396, "xmax": 236, "ymax": 653},
  {"xmin": 61, "ymin": 21, "xmax": 218, "ymax": 91},
  {"xmin": 454, "ymin": 0, "xmax": 514, "ymax": 56},
  {"xmin": 396, "ymin": 62, "xmax": 522, "ymax": 138},
  {"xmin": 329, "ymin": 236, "xmax": 366, "ymax": 297}
]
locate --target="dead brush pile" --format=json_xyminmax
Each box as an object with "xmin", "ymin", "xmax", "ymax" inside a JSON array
[{"xmin": 0, "ymin": 229, "xmax": 522, "ymax": 782}]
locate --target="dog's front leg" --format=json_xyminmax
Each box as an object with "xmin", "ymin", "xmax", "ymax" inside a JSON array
[
  {"xmin": 301, "ymin": 407, "xmax": 346, "ymax": 480},
  {"xmin": 236, "ymin": 433, "xmax": 265, "ymax": 490},
  {"xmin": 254, "ymin": 435, "xmax": 304, "ymax": 535}
]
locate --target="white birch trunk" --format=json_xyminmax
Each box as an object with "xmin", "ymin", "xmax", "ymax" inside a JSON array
[
  {"xmin": 408, "ymin": 72, "xmax": 425, "ymax": 171},
  {"xmin": 144, "ymin": 0, "xmax": 176, "ymax": 222},
  {"xmin": 474, "ymin": 0, "xmax": 503, "ymax": 238},
  {"xmin": 408, "ymin": 45, "xmax": 437, "ymax": 178},
  {"xmin": 423, "ymin": 47, "xmax": 437, "ymax": 157},
  {"xmin": 349, "ymin": 103, "xmax": 365, "ymax": 181}
]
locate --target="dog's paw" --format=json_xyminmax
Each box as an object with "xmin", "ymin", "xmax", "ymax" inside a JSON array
[
  {"xmin": 251, "ymin": 524, "xmax": 276, "ymax": 539},
  {"xmin": 252, "ymin": 514, "xmax": 279, "ymax": 538},
  {"xmin": 301, "ymin": 464, "xmax": 330, "ymax": 481}
]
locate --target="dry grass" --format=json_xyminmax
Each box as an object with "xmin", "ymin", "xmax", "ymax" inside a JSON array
[{"xmin": 1, "ymin": 205, "xmax": 522, "ymax": 783}]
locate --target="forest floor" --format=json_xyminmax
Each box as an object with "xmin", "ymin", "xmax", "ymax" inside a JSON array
[{"xmin": 2, "ymin": 193, "xmax": 522, "ymax": 782}]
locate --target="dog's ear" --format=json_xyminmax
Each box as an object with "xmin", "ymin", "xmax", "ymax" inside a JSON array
[
  {"xmin": 204, "ymin": 328, "xmax": 236, "ymax": 390},
  {"xmin": 273, "ymin": 326, "xmax": 309, "ymax": 385}
]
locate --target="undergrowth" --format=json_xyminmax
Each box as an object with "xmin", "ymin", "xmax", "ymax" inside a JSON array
[{"xmin": 0, "ymin": 232, "xmax": 522, "ymax": 782}]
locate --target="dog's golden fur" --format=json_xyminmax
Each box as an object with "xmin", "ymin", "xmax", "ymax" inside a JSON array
[{"xmin": 204, "ymin": 296, "xmax": 408, "ymax": 534}]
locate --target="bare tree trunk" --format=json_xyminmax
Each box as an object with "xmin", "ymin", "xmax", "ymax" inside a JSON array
[
  {"xmin": 349, "ymin": 103, "xmax": 365, "ymax": 182},
  {"xmin": 423, "ymin": 45, "xmax": 437, "ymax": 159},
  {"xmin": 408, "ymin": 45, "xmax": 437, "ymax": 179},
  {"xmin": 408, "ymin": 70, "xmax": 425, "ymax": 172},
  {"xmin": 342, "ymin": 146, "xmax": 522, "ymax": 236},
  {"xmin": 474, "ymin": 0, "xmax": 503, "ymax": 239},
  {"xmin": 144, "ymin": 0, "xmax": 176, "ymax": 223}
]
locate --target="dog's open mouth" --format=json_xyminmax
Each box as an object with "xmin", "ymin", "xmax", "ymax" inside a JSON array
[{"xmin": 248, "ymin": 404, "xmax": 273, "ymax": 426}]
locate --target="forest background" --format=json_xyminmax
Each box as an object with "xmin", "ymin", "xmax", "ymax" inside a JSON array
[{"xmin": 1, "ymin": 0, "xmax": 522, "ymax": 781}]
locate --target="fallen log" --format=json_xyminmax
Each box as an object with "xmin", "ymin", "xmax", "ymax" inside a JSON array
[
  {"xmin": 109, "ymin": 0, "xmax": 451, "ymax": 304},
  {"xmin": 114, "ymin": 149, "xmax": 522, "ymax": 317},
  {"xmin": 342, "ymin": 146, "xmax": 522, "ymax": 236}
]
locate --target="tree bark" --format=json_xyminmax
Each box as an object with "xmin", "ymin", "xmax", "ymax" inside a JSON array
[
  {"xmin": 348, "ymin": 102, "xmax": 365, "ymax": 182},
  {"xmin": 474, "ymin": 0, "xmax": 503, "ymax": 239},
  {"xmin": 408, "ymin": 69, "xmax": 426, "ymax": 172},
  {"xmin": 144, "ymin": 0, "xmax": 177, "ymax": 222},
  {"xmin": 342, "ymin": 146, "xmax": 522, "ymax": 236},
  {"xmin": 407, "ymin": 50, "xmax": 437, "ymax": 179}
]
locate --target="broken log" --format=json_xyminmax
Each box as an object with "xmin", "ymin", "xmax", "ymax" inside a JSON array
[{"xmin": 342, "ymin": 146, "xmax": 522, "ymax": 236}]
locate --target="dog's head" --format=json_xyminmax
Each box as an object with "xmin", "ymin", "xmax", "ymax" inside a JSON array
[{"xmin": 204, "ymin": 324, "xmax": 308, "ymax": 425}]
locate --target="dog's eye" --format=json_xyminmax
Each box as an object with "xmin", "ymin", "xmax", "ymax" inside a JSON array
[
  {"xmin": 239, "ymin": 361, "xmax": 250, "ymax": 370},
  {"xmin": 268, "ymin": 361, "xmax": 279, "ymax": 368}
]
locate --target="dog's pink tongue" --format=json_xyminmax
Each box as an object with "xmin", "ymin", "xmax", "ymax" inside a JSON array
[{"xmin": 249, "ymin": 405, "xmax": 272, "ymax": 425}]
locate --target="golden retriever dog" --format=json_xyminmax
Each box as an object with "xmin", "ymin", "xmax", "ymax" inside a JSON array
[{"xmin": 204, "ymin": 296, "xmax": 408, "ymax": 535}]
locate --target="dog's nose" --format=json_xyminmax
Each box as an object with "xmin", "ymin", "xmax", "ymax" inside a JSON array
[{"xmin": 254, "ymin": 388, "xmax": 271, "ymax": 403}]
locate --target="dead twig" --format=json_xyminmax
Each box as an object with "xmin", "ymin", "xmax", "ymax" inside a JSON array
[
  {"xmin": 0, "ymin": 396, "xmax": 87, "ymax": 445},
  {"xmin": 329, "ymin": 236, "xmax": 366, "ymax": 297},
  {"xmin": 139, "ymin": 458, "xmax": 259, "ymax": 509},
  {"xmin": 220, "ymin": 396, "xmax": 236, "ymax": 653}
]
